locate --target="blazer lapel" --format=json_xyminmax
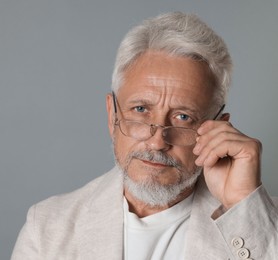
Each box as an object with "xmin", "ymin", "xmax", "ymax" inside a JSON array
[
  {"xmin": 78, "ymin": 167, "xmax": 124, "ymax": 260},
  {"xmin": 75, "ymin": 170, "xmax": 232, "ymax": 259}
]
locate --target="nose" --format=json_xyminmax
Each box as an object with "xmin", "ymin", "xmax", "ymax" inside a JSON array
[{"xmin": 145, "ymin": 125, "xmax": 171, "ymax": 151}]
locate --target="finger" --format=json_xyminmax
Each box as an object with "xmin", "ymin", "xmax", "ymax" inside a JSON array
[
  {"xmin": 195, "ymin": 137, "xmax": 261, "ymax": 167},
  {"xmin": 195, "ymin": 139, "xmax": 242, "ymax": 167},
  {"xmin": 193, "ymin": 127, "xmax": 246, "ymax": 156},
  {"xmin": 195, "ymin": 139, "xmax": 236, "ymax": 167},
  {"xmin": 197, "ymin": 120, "xmax": 237, "ymax": 136}
]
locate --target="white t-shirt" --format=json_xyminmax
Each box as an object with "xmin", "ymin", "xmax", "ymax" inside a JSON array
[{"xmin": 123, "ymin": 194, "xmax": 193, "ymax": 260}]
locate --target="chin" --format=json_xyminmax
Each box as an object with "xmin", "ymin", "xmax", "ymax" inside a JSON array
[{"xmin": 122, "ymin": 166, "xmax": 202, "ymax": 207}]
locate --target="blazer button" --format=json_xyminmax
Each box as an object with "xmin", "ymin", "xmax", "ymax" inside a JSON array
[
  {"xmin": 237, "ymin": 247, "xmax": 250, "ymax": 259},
  {"xmin": 231, "ymin": 237, "xmax": 244, "ymax": 249}
]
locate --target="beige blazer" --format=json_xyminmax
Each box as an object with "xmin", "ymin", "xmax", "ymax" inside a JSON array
[{"xmin": 12, "ymin": 167, "xmax": 278, "ymax": 260}]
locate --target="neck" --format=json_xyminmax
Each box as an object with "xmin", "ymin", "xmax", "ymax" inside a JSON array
[{"xmin": 124, "ymin": 186, "xmax": 195, "ymax": 218}]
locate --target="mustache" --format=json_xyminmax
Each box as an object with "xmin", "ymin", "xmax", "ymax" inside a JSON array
[{"xmin": 127, "ymin": 150, "xmax": 182, "ymax": 169}]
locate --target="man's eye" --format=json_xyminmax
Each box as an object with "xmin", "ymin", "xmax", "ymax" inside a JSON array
[
  {"xmin": 134, "ymin": 106, "xmax": 146, "ymax": 113},
  {"xmin": 176, "ymin": 114, "xmax": 190, "ymax": 121}
]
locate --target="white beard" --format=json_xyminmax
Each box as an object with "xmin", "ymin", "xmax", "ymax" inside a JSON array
[
  {"xmin": 114, "ymin": 148, "xmax": 202, "ymax": 207},
  {"xmin": 122, "ymin": 167, "xmax": 202, "ymax": 207}
]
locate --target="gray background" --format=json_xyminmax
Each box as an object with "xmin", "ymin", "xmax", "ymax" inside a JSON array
[{"xmin": 1, "ymin": 0, "xmax": 277, "ymax": 258}]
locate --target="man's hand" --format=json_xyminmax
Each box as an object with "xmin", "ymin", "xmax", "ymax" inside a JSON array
[{"xmin": 193, "ymin": 120, "xmax": 262, "ymax": 209}]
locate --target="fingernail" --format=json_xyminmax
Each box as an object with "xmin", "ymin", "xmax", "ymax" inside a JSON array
[
  {"xmin": 197, "ymin": 126, "xmax": 203, "ymax": 135},
  {"xmin": 193, "ymin": 143, "xmax": 200, "ymax": 154},
  {"xmin": 195, "ymin": 157, "xmax": 201, "ymax": 166}
]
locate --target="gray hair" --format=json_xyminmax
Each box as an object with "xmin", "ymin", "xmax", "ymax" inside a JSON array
[{"xmin": 111, "ymin": 12, "xmax": 233, "ymax": 105}]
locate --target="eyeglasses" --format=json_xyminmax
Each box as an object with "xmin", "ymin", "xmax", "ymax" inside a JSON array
[{"xmin": 112, "ymin": 92, "xmax": 225, "ymax": 147}]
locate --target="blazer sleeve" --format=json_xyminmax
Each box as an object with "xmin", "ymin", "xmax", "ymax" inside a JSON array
[
  {"xmin": 11, "ymin": 205, "xmax": 39, "ymax": 260},
  {"xmin": 213, "ymin": 185, "xmax": 278, "ymax": 260}
]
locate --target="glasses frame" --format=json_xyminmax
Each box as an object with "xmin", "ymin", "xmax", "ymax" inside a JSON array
[{"xmin": 111, "ymin": 91, "xmax": 225, "ymax": 146}]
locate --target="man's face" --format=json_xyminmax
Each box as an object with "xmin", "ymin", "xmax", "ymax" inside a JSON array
[{"xmin": 106, "ymin": 51, "xmax": 217, "ymax": 204}]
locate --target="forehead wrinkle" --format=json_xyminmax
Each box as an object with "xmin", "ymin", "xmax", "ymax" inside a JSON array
[
  {"xmin": 134, "ymin": 78, "xmax": 202, "ymax": 111},
  {"xmin": 146, "ymin": 76, "xmax": 189, "ymax": 89},
  {"xmin": 124, "ymin": 91, "xmax": 160, "ymax": 106},
  {"xmin": 145, "ymin": 77, "xmax": 209, "ymax": 112}
]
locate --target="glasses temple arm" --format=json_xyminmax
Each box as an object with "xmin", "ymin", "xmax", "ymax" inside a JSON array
[
  {"xmin": 213, "ymin": 104, "xmax": 225, "ymax": 120},
  {"xmin": 112, "ymin": 91, "xmax": 118, "ymax": 114}
]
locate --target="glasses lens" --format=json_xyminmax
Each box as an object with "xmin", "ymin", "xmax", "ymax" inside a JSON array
[
  {"xmin": 118, "ymin": 120, "xmax": 197, "ymax": 146},
  {"xmin": 119, "ymin": 120, "xmax": 151, "ymax": 140},
  {"xmin": 163, "ymin": 127, "xmax": 197, "ymax": 146}
]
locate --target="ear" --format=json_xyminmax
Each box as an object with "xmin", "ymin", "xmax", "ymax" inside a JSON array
[
  {"xmin": 106, "ymin": 93, "xmax": 115, "ymax": 138},
  {"xmin": 220, "ymin": 112, "xmax": 230, "ymax": 122}
]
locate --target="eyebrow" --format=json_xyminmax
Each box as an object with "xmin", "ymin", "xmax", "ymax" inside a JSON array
[
  {"xmin": 125, "ymin": 97, "xmax": 201, "ymax": 116},
  {"xmin": 125, "ymin": 98, "xmax": 155, "ymax": 106}
]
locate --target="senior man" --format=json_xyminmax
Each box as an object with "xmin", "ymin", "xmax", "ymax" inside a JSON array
[{"xmin": 12, "ymin": 12, "xmax": 278, "ymax": 260}]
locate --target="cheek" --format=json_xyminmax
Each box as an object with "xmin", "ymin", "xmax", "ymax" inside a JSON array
[
  {"xmin": 174, "ymin": 146, "xmax": 198, "ymax": 170},
  {"xmin": 113, "ymin": 130, "xmax": 137, "ymax": 163}
]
